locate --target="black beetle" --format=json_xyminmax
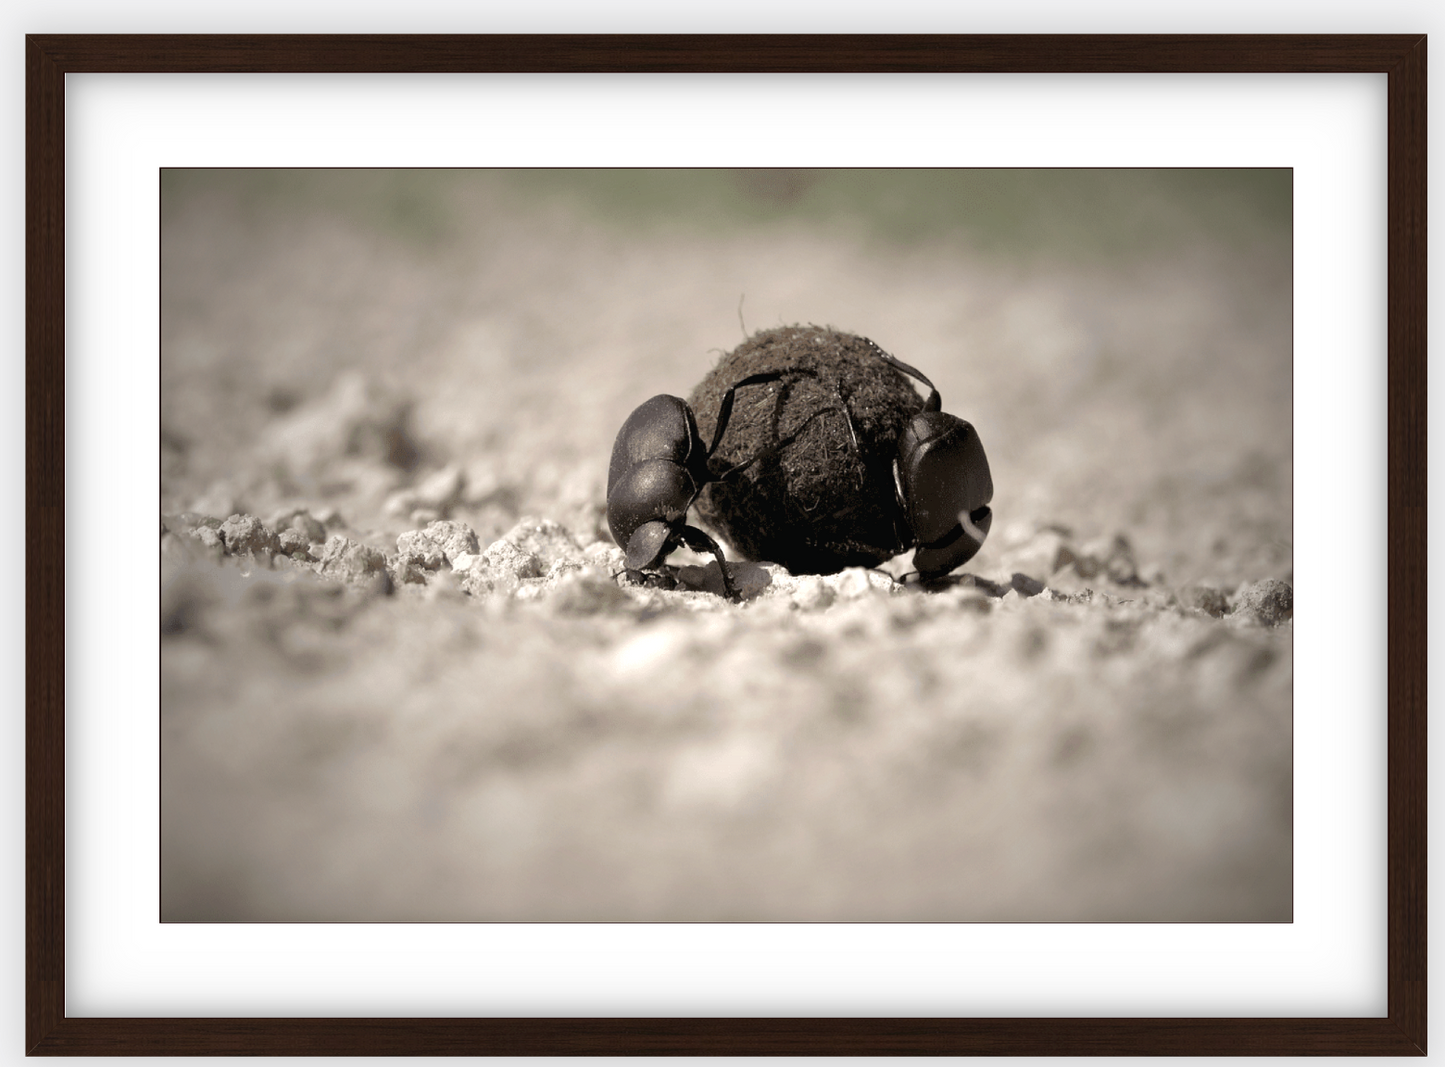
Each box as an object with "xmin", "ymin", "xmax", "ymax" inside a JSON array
[
  {"xmin": 859, "ymin": 339, "xmax": 994, "ymax": 579},
  {"xmin": 606, "ymin": 371, "xmax": 825, "ymax": 600}
]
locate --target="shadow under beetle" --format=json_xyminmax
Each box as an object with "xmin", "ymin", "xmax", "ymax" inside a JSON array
[{"xmin": 606, "ymin": 371, "xmax": 827, "ymax": 600}]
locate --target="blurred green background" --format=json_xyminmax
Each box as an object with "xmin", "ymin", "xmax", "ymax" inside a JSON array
[{"xmin": 161, "ymin": 168, "xmax": 1289, "ymax": 260}]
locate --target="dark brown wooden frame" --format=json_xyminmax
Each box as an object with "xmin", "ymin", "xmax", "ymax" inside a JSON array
[{"xmin": 27, "ymin": 34, "xmax": 1425, "ymax": 1056}]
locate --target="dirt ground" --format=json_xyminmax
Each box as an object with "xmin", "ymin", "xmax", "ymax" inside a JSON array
[{"xmin": 159, "ymin": 169, "xmax": 1292, "ymax": 921}]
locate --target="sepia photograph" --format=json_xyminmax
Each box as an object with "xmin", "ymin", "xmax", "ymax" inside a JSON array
[{"xmin": 159, "ymin": 167, "xmax": 1293, "ymax": 923}]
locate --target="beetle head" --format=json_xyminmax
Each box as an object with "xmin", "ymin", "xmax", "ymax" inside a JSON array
[{"xmin": 896, "ymin": 411, "xmax": 993, "ymax": 576}]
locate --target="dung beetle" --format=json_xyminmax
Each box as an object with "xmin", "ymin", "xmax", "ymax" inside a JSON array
[
  {"xmin": 606, "ymin": 371, "xmax": 824, "ymax": 600},
  {"xmin": 860, "ymin": 339, "xmax": 994, "ymax": 579}
]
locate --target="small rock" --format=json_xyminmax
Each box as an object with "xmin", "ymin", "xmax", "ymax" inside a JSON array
[
  {"xmin": 397, "ymin": 535, "xmax": 446, "ymax": 571},
  {"xmin": 396, "ymin": 520, "xmax": 480, "ymax": 570},
  {"xmin": 315, "ymin": 535, "xmax": 388, "ymax": 585},
  {"xmin": 498, "ymin": 517, "xmax": 585, "ymax": 569},
  {"xmin": 277, "ymin": 528, "xmax": 316, "ymax": 561},
  {"xmin": 460, "ymin": 538, "xmax": 545, "ymax": 596},
  {"xmin": 1232, "ymin": 579, "xmax": 1293, "ymax": 626},
  {"xmin": 268, "ymin": 509, "xmax": 327, "ymax": 543},
  {"xmin": 436, "ymin": 522, "xmax": 483, "ymax": 563},
  {"xmin": 484, "ymin": 538, "xmax": 544, "ymax": 579},
  {"xmin": 1178, "ymin": 582, "xmax": 1229, "ymax": 617},
  {"xmin": 390, "ymin": 557, "xmax": 433, "ymax": 586},
  {"xmin": 191, "ymin": 526, "xmax": 223, "ymax": 551},
  {"xmin": 826, "ymin": 568, "xmax": 894, "ymax": 600},
  {"xmin": 677, "ymin": 560, "xmax": 771, "ymax": 600},
  {"xmin": 1010, "ymin": 572, "xmax": 1046, "ymax": 598},
  {"xmin": 790, "ymin": 575, "xmax": 836, "ymax": 612},
  {"xmin": 218, "ymin": 514, "xmax": 278, "ymax": 557}
]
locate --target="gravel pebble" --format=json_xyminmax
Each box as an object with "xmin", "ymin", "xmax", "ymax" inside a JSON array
[
  {"xmin": 789, "ymin": 575, "xmax": 836, "ymax": 612},
  {"xmin": 1177, "ymin": 582, "xmax": 1229, "ymax": 617},
  {"xmin": 459, "ymin": 537, "xmax": 546, "ymax": 596},
  {"xmin": 825, "ymin": 567, "xmax": 897, "ymax": 600},
  {"xmin": 314, "ymin": 535, "xmax": 389, "ymax": 585},
  {"xmin": 276, "ymin": 528, "xmax": 316, "ymax": 561},
  {"xmin": 218, "ymin": 514, "xmax": 278, "ymax": 557},
  {"xmin": 1011, "ymin": 572, "xmax": 1046, "ymax": 597},
  {"xmin": 269, "ymin": 509, "xmax": 328, "ymax": 543},
  {"xmin": 190, "ymin": 525, "xmax": 223, "ymax": 550},
  {"xmin": 1232, "ymin": 578, "xmax": 1293, "ymax": 626},
  {"xmin": 397, "ymin": 520, "xmax": 479, "ymax": 570},
  {"xmin": 498, "ymin": 517, "xmax": 586, "ymax": 569}
]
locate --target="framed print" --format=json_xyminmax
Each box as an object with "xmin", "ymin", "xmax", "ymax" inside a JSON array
[{"xmin": 28, "ymin": 35, "xmax": 1425, "ymax": 1055}]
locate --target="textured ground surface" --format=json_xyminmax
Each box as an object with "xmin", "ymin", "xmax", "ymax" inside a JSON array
[{"xmin": 160, "ymin": 170, "xmax": 1292, "ymax": 921}]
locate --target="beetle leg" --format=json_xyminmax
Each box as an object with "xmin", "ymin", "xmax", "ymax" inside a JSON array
[
  {"xmin": 714, "ymin": 404, "xmax": 841, "ymax": 483},
  {"xmin": 615, "ymin": 567, "xmax": 679, "ymax": 591},
  {"xmin": 706, "ymin": 369, "xmax": 820, "ymax": 459},
  {"xmin": 676, "ymin": 524, "xmax": 741, "ymax": 601},
  {"xmin": 859, "ymin": 337, "xmax": 943, "ymax": 413}
]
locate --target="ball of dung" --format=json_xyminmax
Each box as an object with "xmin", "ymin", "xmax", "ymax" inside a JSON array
[{"xmin": 687, "ymin": 325, "xmax": 926, "ymax": 574}]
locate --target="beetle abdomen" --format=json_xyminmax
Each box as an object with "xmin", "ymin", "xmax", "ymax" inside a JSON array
[
  {"xmin": 607, "ymin": 395, "xmax": 701, "ymax": 496},
  {"xmin": 606, "ymin": 458, "xmax": 697, "ymax": 549}
]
